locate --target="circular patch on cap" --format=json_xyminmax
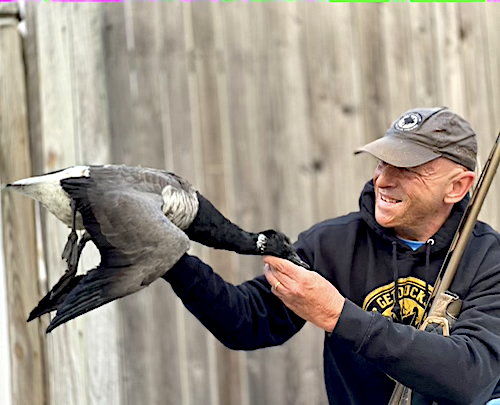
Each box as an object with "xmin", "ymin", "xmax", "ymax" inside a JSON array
[{"xmin": 394, "ymin": 112, "xmax": 423, "ymax": 132}]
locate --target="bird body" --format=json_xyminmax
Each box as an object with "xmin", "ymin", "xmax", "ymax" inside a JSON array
[
  {"xmin": 10, "ymin": 165, "xmax": 199, "ymax": 231},
  {"xmin": 7, "ymin": 164, "xmax": 307, "ymax": 332}
]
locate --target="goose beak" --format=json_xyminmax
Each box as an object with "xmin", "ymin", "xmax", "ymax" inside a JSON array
[{"xmin": 288, "ymin": 252, "xmax": 310, "ymax": 270}]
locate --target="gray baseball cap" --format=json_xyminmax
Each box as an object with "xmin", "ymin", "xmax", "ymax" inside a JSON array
[{"xmin": 355, "ymin": 107, "xmax": 477, "ymax": 171}]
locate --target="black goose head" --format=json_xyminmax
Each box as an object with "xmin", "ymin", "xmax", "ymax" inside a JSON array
[{"xmin": 256, "ymin": 230, "xmax": 310, "ymax": 269}]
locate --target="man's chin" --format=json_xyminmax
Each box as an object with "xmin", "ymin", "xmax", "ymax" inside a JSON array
[{"xmin": 374, "ymin": 211, "xmax": 398, "ymax": 229}]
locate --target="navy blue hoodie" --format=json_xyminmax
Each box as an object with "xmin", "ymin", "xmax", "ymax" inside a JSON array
[{"xmin": 163, "ymin": 181, "xmax": 500, "ymax": 404}]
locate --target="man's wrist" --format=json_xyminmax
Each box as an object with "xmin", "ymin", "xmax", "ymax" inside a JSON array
[{"xmin": 323, "ymin": 295, "xmax": 346, "ymax": 333}]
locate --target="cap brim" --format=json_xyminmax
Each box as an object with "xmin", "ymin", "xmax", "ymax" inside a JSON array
[{"xmin": 354, "ymin": 136, "xmax": 441, "ymax": 168}]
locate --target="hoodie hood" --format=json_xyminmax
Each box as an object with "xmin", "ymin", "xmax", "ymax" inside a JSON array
[{"xmin": 358, "ymin": 180, "xmax": 468, "ymax": 252}]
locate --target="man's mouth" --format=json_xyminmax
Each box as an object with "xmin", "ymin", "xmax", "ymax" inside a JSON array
[{"xmin": 380, "ymin": 194, "xmax": 402, "ymax": 204}]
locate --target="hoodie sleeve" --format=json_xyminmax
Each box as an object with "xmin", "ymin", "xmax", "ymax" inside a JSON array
[
  {"xmin": 162, "ymin": 254, "xmax": 306, "ymax": 350},
  {"xmin": 330, "ymin": 261, "xmax": 500, "ymax": 405}
]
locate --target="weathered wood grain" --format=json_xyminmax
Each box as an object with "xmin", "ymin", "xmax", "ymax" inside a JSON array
[
  {"xmin": 24, "ymin": 3, "xmax": 44, "ymax": 178},
  {"xmin": 433, "ymin": 3, "xmax": 466, "ymax": 115},
  {"xmin": 0, "ymin": 188, "xmax": 11, "ymax": 405},
  {"xmin": 156, "ymin": 4, "xmax": 193, "ymax": 404},
  {"xmin": 484, "ymin": 4, "xmax": 500, "ymax": 145},
  {"xmin": 303, "ymin": 4, "xmax": 370, "ymax": 223},
  {"xmin": 352, "ymin": 4, "xmax": 390, "ymax": 149},
  {"xmin": 33, "ymin": 4, "xmax": 121, "ymax": 405},
  {"xmin": 479, "ymin": 4, "xmax": 500, "ymax": 230},
  {"xmin": 382, "ymin": 4, "xmax": 413, "ymax": 119},
  {"xmin": 408, "ymin": 3, "xmax": 440, "ymax": 107},
  {"xmin": 4, "ymin": 4, "xmax": 500, "ymax": 405},
  {"xmin": 68, "ymin": 5, "xmax": 121, "ymax": 405},
  {"xmin": 36, "ymin": 6, "xmax": 87, "ymax": 404},
  {"xmin": 208, "ymin": 6, "xmax": 247, "ymax": 405},
  {"xmin": 0, "ymin": 2, "xmax": 18, "ymax": 16},
  {"xmin": 179, "ymin": 5, "xmax": 221, "ymax": 405},
  {"xmin": 103, "ymin": 4, "xmax": 175, "ymax": 405},
  {"xmin": 242, "ymin": 6, "xmax": 292, "ymax": 405},
  {"xmin": 457, "ymin": 4, "xmax": 499, "ymax": 227},
  {"xmin": 0, "ymin": 19, "xmax": 45, "ymax": 405}
]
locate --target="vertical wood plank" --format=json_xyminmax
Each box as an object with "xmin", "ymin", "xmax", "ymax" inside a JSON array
[
  {"xmin": 484, "ymin": 3, "xmax": 500, "ymax": 140},
  {"xmin": 302, "ymin": 4, "xmax": 369, "ymax": 223},
  {"xmin": 147, "ymin": 3, "xmax": 189, "ymax": 405},
  {"xmin": 24, "ymin": 2, "xmax": 45, "ymax": 178},
  {"xmin": 210, "ymin": 5, "xmax": 248, "ymax": 405},
  {"xmin": 0, "ymin": 18, "xmax": 45, "ymax": 405},
  {"xmin": 433, "ymin": 3, "xmax": 466, "ymax": 114},
  {"xmin": 408, "ymin": 3, "xmax": 440, "ymax": 107},
  {"xmin": 103, "ymin": 4, "xmax": 175, "ymax": 405},
  {"xmin": 243, "ymin": 6, "xmax": 291, "ymax": 404},
  {"xmin": 36, "ymin": 6, "xmax": 85, "ymax": 404},
  {"xmin": 156, "ymin": 4, "xmax": 192, "ymax": 405},
  {"xmin": 7, "ymin": 5, "xmax": 500, "ymax": 405},
  {"xmin": 382, "ymin": 3, "xmax": 413, "ymax": 119},
  {"xmin": 479, "ymin": 4, "xmax": 500, "ymax": 229},
  {"xmin": 457, "ymin": 4, "xmax": 491, "ymax": 142},
  {"xmin": 184, "ymin": 4, "xmax": 223, "ymax": 405},
  {"xmin": 484, "ymin": 4, "xmax": 500, "ymax": 140},
  {"xmin": 273, "ymin": 6, "xmax": 325, "ymax": 405},
  {"xmin": 34, "ymin": 4, "xmax": 120, "ymax": 405},
  {"xmin": 67, "ymin": 5, "xmax": 121, "ymax": 405},
  {"xmin": 0, "ymin": 184, "xmax": 11, "ymax": 405},
  {"xmin": 123, "ymin": 5, "xmax": 170, "ymax": 405},
  {"xmin": 352, "ymin": 4, "xmax": 390, "ymax": 148},
  {"xmin": 215, "ymin": 6, "xmax": 261, "ymax": 404},
  {"xmin": 102, "ymin": 3, "xmax": 133, "ymax": 165},
  {"xmin": 457, "ymin": 4, "xmax": 498, "ymax": 226}
]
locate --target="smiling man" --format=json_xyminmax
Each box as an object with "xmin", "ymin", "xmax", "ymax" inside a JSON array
[
  {"xmin": 164, "ymin": 107, "xmax": 500, "ymax": 405},
  {"xmin": 359, "ymin": 107, "xmax": 476, "ymax": 242},
  {"xmin": 372, "ymin": 158, "xmax": 474, "ymax": 241}
]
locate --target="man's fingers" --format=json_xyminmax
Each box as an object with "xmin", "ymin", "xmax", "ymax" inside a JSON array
[
  {"xmin": 263, "ymin": 255, "xmax": 303, "ymax": 279},
  {"xmin": 263, "ymin": 263, "xmax": 276, "ymax": 285},
  {"xmin": 263, "ymin": 255, "xmax": 287, "ymax": 270},
  {"xmin": 264, "ymin": 264, "xmax": 286, "ymax": 295}
]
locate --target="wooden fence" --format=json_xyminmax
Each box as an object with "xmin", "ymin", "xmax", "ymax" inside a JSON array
[{"xmin": 1, "ymin": 3, "xmax": 500, "ymax": 405}]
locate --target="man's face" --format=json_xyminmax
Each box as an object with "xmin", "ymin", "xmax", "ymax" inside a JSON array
[{"xmin": 373, "ymin": 158, "xmax": 465, "ymax": 241}]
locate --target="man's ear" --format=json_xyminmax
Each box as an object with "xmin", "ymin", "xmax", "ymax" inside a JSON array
[{"xmin": 444, "ymin": 171, "xmax": 476, "ymax": 204}]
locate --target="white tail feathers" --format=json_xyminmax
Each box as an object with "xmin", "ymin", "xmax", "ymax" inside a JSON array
[
  {"xmin": 10, "ymin": 166, "xmax": 90, "ymax": 187},
  {"xmin": 7, "ymin": 166, "xmax": 90, "ymax": 229}
]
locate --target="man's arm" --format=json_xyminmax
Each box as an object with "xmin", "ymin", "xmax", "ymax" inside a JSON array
[
  {"xmin": 263, "ymin": 255, "xmax": 344, "ymax": 332},
  {"xmin": 264, "ymin": 256, "xmax": 500, "ymax": 405},
  {"xmin": 162, "ymin": 254, "xmax": 306, "ymax": 350}
]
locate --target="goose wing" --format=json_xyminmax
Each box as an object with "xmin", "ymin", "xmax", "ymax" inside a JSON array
[
  {"xmin": 46, "ymin": 177, "xmax": 190, "ymax": 333},
  {"xmin": 90, "ymin": 164, "xmax": 196, "ymax": 196}
]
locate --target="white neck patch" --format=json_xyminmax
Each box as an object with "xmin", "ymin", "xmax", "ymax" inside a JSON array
[
  {"xmin": 161, "ymin": 185, "xmax": 199, "ymax": 230},
  {"xmin": 256, "ymin": 234, "xmax": 267, "ymax": 253}
]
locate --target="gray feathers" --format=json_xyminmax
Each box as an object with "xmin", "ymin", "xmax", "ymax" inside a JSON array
[
  {"xmin": 46, "ymin": 186, "xmax": 190, "ymax": 332},
  {"xmin": 9, "ymin": 164, "xmax": 306, "ymax": 333},
  {"xmin": 9, "ymin": 164, "xmax": 195, "ymax": 332}
]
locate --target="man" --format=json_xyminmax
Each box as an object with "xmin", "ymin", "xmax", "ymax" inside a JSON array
[{"xmin": 163, "ymin": 107, "xmax": 500, "ymax": 404}]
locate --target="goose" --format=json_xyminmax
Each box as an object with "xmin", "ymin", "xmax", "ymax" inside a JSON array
[{"xmin": 6, "ymin": 164, "xmax": 308, "ymax": 333}]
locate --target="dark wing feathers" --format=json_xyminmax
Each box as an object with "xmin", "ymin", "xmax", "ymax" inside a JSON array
[
  {"xmin": 27, "ymin": 275, "xmax": 85, "ymax": 322},
  {"xmin": 48, "ymin": 176, "xmax": 190, "ymax": 332}
]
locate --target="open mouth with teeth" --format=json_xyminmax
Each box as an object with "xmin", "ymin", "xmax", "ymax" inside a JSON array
[{"xmin": 380, "ymin": 194, "xmax": 402, "ymax": 204}]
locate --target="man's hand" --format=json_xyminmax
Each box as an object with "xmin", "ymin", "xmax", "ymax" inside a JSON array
[{"xmin": 263, "ymin": 256, "xmax": 345, "ymax": 333}]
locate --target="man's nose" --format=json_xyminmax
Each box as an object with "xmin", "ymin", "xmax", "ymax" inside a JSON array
[{"xmin": 374, "ymin": 162, "xmax": 398, "ymax": 186}]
